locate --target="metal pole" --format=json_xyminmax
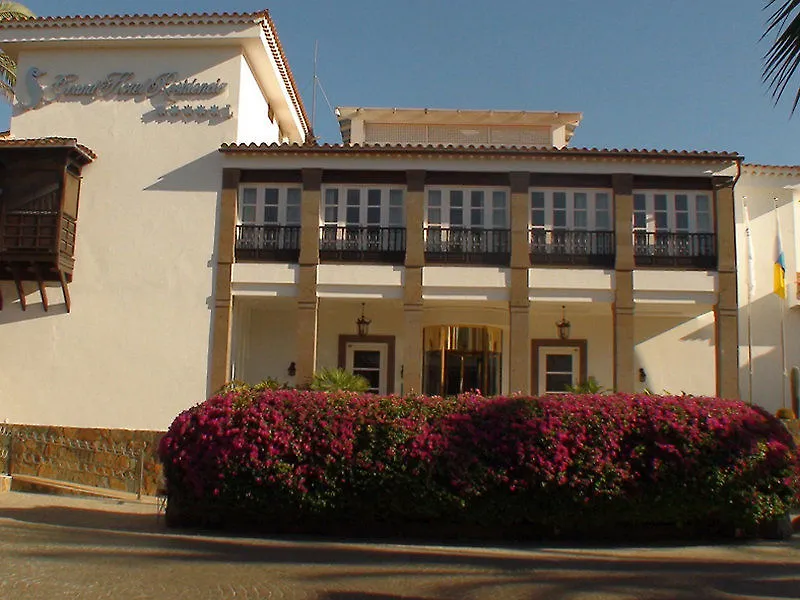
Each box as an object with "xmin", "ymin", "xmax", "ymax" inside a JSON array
[
  {"xmin": 137, "ymin": 449, "xmax": 145, "ymax": 501},
  {"xmin": 4, "ymin": 433, "xmax": 12, "ymax": 477},
  {"xmin": 311, "ymin": 40, "xmax": 318, "ymax": 133}
]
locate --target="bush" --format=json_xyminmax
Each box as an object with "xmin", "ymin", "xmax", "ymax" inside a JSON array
[
  {"xmin": 159, "ymin": 391, "xmax": 800, "ymax": 539},
  {"xmin": 310, "ymin": 368, "xmax": 370, "ymax": 392}
]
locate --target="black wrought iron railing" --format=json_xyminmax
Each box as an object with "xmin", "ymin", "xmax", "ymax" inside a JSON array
[
  {"xmin": 424, "ymin": 227, "xmax": 510, "ymax": 265},
  {"xmin": 529, "ymin": 229, "xmax": 615, "ymax": 267},
  {"xmin": 235, "ymin": 225, "xmax": 300, "ymax": 262},
  {"xmin": 634, "ymin": 232, "xmax": 717, "ymax": 268},
  {"xmin": 319, "ymin": 226, "xmax": 406, "ymax": 263}
]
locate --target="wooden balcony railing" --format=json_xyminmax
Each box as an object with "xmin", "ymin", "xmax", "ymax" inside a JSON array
[
  {"xmin": 634, "ymin": 232, "xmax": 717, "ymax": 268},
  {"xmin": 319, "ymin": 226, "xmax": 406, "ymax": 263},
  {"xmin": 529, "ymin": 229, "xmax": 615, "ymax": 267},
  {"xmin": 424, "ymin": 227, "xmax": 510, "ymax": 265},
  {"xmin": 235, "ymin": 225, "xmax": 300, "ymax": 262}
]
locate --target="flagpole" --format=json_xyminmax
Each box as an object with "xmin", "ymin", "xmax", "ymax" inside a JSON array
[
  {"xmin": 743, "ymin": 197, "xmax": 755, "ymax": 405},
  {"xmin": 774, "ymin": 197, "xmax": 788, "ymax": 409}
]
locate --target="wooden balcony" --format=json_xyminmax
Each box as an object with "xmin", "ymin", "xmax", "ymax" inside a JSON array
[
  {"xmin": 634, "ymin": 232, "xmax": 717, "ymax": 269},
  {"xmin": 424, "ymin": 227, "xmax": 510, "ymax": 266},
  {"xmin": 319, "ymin": 226, "xmax": 406, "ymax": 264},
  {"xmin": 530, "ymin": 229, "xmax": 615, "ymax": 267},
  {"xmin": 0, "ymin": 140, "xmax": 95, "ymax": 311}
]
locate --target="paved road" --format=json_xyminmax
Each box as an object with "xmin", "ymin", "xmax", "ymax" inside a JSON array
[{"xmin": 0, "ymin": 491, "xmax": 799, "ymax": 599}]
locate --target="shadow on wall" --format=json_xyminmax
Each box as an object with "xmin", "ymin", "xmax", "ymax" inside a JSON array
[
  {"xmin": 0, "ymin": 281, "xmax": 70, "ymax": 324},
  {"xmin": 739, "ymin": 287, "xmax": 800, "ymax": 411},
  {"xmin": 144, "ymin": 151, "xmax": 222, "ymax": 193},
  {"xmin": 142, "ymin": 149, "xmax": 226, "ymax": 399}
]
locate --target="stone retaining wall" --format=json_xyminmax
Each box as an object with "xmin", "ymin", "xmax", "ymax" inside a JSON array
[{"xmin": 1, "ymin": 424, "xmax": 164, "ymax": 496}]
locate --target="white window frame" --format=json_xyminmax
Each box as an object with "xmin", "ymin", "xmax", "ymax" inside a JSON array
[
  {"xmin": 537, "ymin": 346, "xmax": 580, "ymax": 395},
  {"xmin": 529, "ymin": 189, "xmax": 613, "ymax": 231},
  {"xmin": 425, "ymin": 187, "xmax": 509, "ymax": 229},
  {"xmin": 345, "ymin": 342, "xmax": 388, "ymax": 395},
  {"xmin": 631, "ymin": 190, "xmax": 714, "ymax": 234},
  {"xmin": 238, "ymin": 185, "xmax": 302, "ymax": 226},
  {"xmin": 320, "ymin": 185, "xmax": 405, "ymax": 227}
]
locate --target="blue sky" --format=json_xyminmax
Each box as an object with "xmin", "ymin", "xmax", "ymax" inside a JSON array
[{"xmin": 4, "ymin": 0, "xmax": 799, "ymax": 165}]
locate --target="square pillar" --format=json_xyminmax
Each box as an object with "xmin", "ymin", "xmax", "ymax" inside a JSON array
[
  {"xmin": 405, "ymin": 170, "xmax": 426, "ymax": 268},
  {"xmin": 713, "ymin": 176, "xmax": 739, "ymax": 399},
  {"xmin": 209, "ymin": 168, "xmax": 239, "ymax": 393},
  {"xmin": 612, "ymin": 174, "xmax": 635, "ymax": 393},
  {"xmin": 403, "ymin": 266, "xmax": 424, "ymax": 394}
]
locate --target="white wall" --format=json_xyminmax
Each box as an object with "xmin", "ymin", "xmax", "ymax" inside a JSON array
[
  {"xmin": 317, "ymin": 299, "xmax": 405, "ymax": 394},
  {"xmin": 736, "ymin": 170, "xmax": 800, "ymax": 413},
  {"xmin": 529, "ymin": 304, "xmax": 614, "ymax": 392},
  {"xmin": 634, "ymin": 311, "xmax": 716, "ymax": 397},
  {"xmin": 236, "ymin": 56, "xmax": 280, "ymax": 144},
  {"xmin": 0, "ymin": 46, "xmax": 244, "ymax": 430},
  {"xmin": 234, "ymin": 299, "xmax": 298, "ymax": 387}
]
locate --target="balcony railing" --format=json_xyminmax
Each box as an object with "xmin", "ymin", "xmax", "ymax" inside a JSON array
[
  {"xmin": 424, "ymin": 227, "xmax": 510, "ymax": 265},
  {"xmin": 235, "ymin": 224, "xmax": 300, "ymax": 262},
  {"xmin": 634, "ymin": 232, "xmax": 716, "ymax": 268},
  {"xmin": 319, "ymin": 226, "xmax": 406, "ymax": 263},
  {"xmin": 529, "ymin": 229, "xmax": 615, "ymax": 267}
]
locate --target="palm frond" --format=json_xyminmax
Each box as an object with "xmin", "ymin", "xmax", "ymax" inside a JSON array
[
  {"xmin": 0, "ymin": 2, "xmax": 35, "ymax": 104},
  {"xmin": 762, "ymin": 0, "xmax": 800, "ymax": 114},
  {"xmin": 0, "ymin": 2, "xmax": 35, "ymax": 20}
]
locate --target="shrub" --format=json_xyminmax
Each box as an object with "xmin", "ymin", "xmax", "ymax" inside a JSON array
[
  {"xmin": 310, "ymin": 368, "xmax": 370, "ymax": 392},
  {"xmin": 159, "ymin": 391, "xmax": 800, "ymax": 539}
]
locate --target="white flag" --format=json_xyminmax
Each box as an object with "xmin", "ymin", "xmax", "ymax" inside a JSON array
[{"xmin": 743, "ymin": 200, "xmax": 756, "ymax": 301}]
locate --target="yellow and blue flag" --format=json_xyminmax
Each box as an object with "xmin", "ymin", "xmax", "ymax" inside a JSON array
[{"xmin": 774, "ymin": 224, "xmax": 786, "ymax": 299}]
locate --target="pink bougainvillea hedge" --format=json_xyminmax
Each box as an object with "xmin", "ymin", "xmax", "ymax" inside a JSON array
[{"xmin": 159, "ymin": 391, "xmax": 800, "ymax": 539}]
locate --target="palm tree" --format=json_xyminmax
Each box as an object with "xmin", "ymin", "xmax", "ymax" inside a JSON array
[
  {"xmin": 0, "ymin": 2, "xmax": 35, "ymax": 102},
  {"xmin": 763, "ymin": 0, "xmax": 800, "ymax": 114}
]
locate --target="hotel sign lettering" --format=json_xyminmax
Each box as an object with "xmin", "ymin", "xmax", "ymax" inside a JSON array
[
  {"xmin": 49, "ymin": 72, "xmax": 227, "ymax": 101},
  {"xmin": 19, "ymin": 67, "xmax": 233, "ymax": 121}
]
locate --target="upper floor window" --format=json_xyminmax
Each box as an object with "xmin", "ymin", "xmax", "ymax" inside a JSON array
[
  {"xmin": 322, "ymin": 186, "xmax": 405, "ymax": 227},
  {"xmin": 530, "ymin": 189, "xmax": 612, "ymax": 231},
  {"xmin": 632, "ymin": 191, "xmax": 713, "ymax": 233},
  {"xmin": 426, "ymin": 188, "xmax": 508, "ymax": 229},
  {"xmin": 239, "ymin": 186, "xmax": 301, "ymax": 225}
]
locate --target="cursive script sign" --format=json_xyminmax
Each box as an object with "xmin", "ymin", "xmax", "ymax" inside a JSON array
[
  {"xmin": 51, "ymin": 72, "xmax": 227, "ymax": 101},
  {"xmin": 18, "ymin": 67, "xmax": 228, "ymax": 110}
]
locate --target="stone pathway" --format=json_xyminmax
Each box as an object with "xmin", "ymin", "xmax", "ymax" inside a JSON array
[{"xmin": 0, "ymin": 491, "xmax": 799, "ymax": 599}]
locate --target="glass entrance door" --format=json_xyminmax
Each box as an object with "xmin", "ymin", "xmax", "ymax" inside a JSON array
[{"xmin": 423, "ymin": 326, "xmax": 502, "ymax": 396}]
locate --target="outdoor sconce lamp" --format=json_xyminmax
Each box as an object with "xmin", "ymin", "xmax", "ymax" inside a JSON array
[
  {"xmin": 356, "ymin": 302, "xmax": 371, "ymax": 337},
  {"xmin": 639, "ymin": 368, "xmax": 647, "ymax": 383},
  {"xmin": 556, "ymin": 305, "xmax": 571, "ymax": 340},
  {"xmin": 287, "ymin": 362, "xmax": 296, "ymax": 377}
]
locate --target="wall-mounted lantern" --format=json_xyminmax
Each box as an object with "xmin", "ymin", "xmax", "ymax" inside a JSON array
[
  {"xmin": 639, "ymin": 368, "xmax": 647, "ymax": 383},
  {"xmin": 556, "ymin": 305, "xmax": 571, "ymax": 340},
  {"xmin": 287, "ymin": 362, "xmax": 296, "ymax": 377},
  {"xmin": 356, "ymin": 302, "xmax": 371, "ymax": 337}
]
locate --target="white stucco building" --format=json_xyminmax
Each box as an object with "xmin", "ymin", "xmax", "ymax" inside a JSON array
[
  {"xmin": 736, "ymin": 165, "xmax": 800, "ymax": 414},
  {"xmin": 0, "ymin": 9, "xmax": 794, "ymax": 439}
]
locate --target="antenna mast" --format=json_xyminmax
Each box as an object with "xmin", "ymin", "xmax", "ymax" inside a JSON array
[{"xmin": 311, "ymin": 40, "xmax": 318, "ymax": 133}]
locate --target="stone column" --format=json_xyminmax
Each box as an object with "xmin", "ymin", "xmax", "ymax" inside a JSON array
[
  {"xmin": 295, "ymin": 168, "xmax": 322, "ymax": 386},
  {"xmin": 403, "ymin": 170, "xmax": 425, "ymax": 394},
  {"xmin": 209, "ymin": 168, "xmax": 240, "ymax": 393},
  {"xmin": 613, "ymin": 174, "xmax": 635, "ymax": 393},
  {"xmin": 713, "ymin": 176, "xmax": 739, "ymax": 399},
  {"xmin": 509, "ymin": 171, "xmax": 531, "ymax": 394}
]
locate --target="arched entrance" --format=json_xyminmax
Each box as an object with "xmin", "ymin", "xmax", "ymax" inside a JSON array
[{"xmin": 423, "ymin": 326, "xmax": 503, "ymax": 396}]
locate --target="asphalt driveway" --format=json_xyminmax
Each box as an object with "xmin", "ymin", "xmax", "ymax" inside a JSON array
[{"xmin": 0, "ymin": 491, "xmax": 798, "ymax": 599}]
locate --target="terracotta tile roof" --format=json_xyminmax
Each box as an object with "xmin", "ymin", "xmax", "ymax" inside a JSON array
[
  {"xmin": 0, "ymin": 10, "xmax": 311, "ymax": 139},
  {"xmin": 0, "ymin": 137, "xmax": 96, "ymax": 162},
  {"xmin": 0, "ymin": 11, "xmax": 269, "ymax": 28},
  {"xmin": 742, "ymin": 163, "xmax": 800, "ymax": 177},
  {"xmin": 219, "ymin": 142, "xmax": 741, "ymax": 162}
]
